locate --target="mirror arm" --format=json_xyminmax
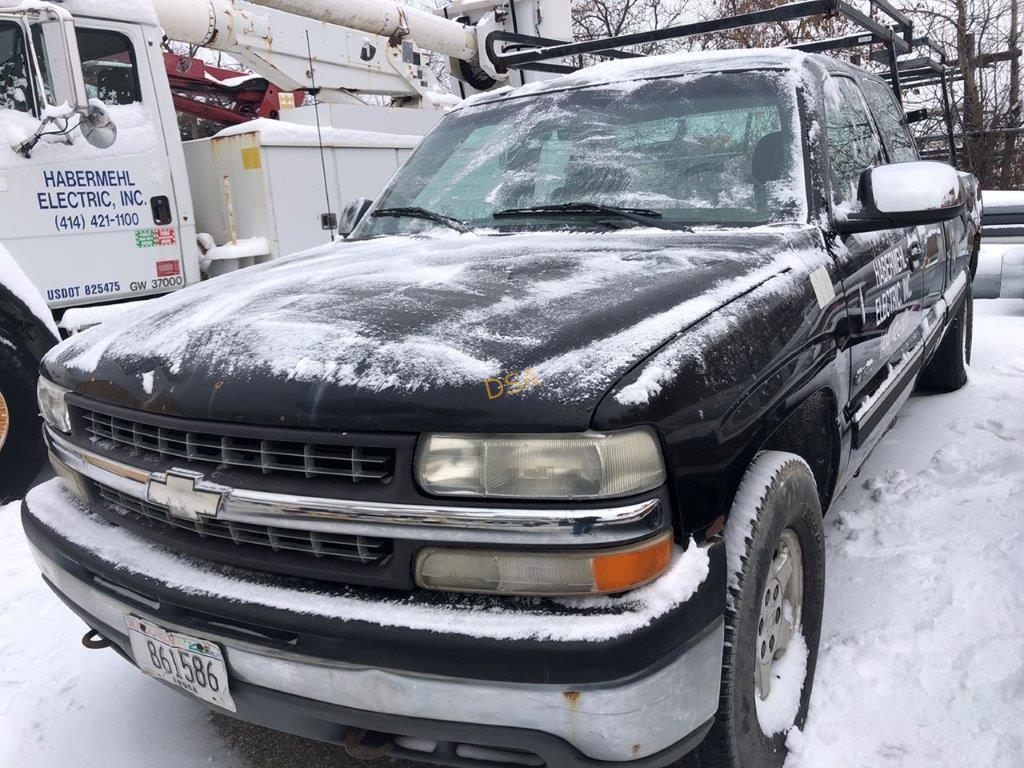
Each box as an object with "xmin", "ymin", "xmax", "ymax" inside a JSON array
[
  {"xmin": 833, "ymin": 202, "xmax": 966, "ymax": 236},
  {"xmin": 833, "ymin": 215, "xmax": 892, "ymax": 236}
]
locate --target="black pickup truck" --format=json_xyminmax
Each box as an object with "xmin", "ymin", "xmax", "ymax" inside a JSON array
[{"xmin": 23, "ymin": 49, "xmax": 979, "ymax": 768}]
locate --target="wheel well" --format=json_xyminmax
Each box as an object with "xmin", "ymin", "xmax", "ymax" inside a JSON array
[
  {"xmin": 760, "ymin": 390, "xmax": 840, "ymax": 511},
  {"xmin": 0, "ymin": 288, "xmax": 57, "ymax": 363}
]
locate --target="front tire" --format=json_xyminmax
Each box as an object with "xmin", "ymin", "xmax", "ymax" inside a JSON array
[
  {"xmin": 690, "ymin": 451, "xmax": 825, "ymax": 768},
  {"xmin": 0, "ymin": 339, "xmax": 46, "ymax": 502}
]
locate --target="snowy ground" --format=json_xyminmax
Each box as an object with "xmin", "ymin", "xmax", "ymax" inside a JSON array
[{"xmin": 2, "ymin": 300, "xmax": 1023, "ymax": 768}]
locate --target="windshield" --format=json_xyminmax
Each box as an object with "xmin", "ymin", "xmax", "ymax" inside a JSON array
[{"xmin": 353, "ymin": 70, "xmax": 806, "ymax": 238}]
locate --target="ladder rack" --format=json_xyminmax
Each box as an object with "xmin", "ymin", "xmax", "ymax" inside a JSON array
[{"xmin": 483, "ymin": 0, "xmax": 960, "ymax": 164}]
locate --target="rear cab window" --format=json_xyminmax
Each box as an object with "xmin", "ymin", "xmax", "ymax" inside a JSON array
[
  {"xmin": 860, "ymin": 78, "xmax": 918, "ymax": 163},
  {"xmin": 76, "ymin": 28, "xmax": 141, "ymax": 104},
  {"xmin": 822, "ymin": 75, "xmax": 885, "ymax": 207}
]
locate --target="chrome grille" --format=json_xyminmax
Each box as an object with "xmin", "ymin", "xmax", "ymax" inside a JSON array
[
  {"xmin": 81, "ymin": 410, "xmax": 394, "ymax": 483},
  {"xmin": 95, "ymin": 485, "xmax": 391, "ymax": 564}
]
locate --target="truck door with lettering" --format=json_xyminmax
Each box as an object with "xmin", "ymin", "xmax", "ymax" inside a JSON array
[
  {"xmin": 822, "ymin": 75, "xmax": 924, "ymax": 453},
  {"xmin": 0, "ymin": 18, "xmax": 187, "ymax": 310},
  {"xmin": 860, "ymin": 77, "xmax": 946, "ymax": 314}
]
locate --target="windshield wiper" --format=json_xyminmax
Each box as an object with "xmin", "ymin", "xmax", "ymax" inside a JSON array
[
  {"xmin": 493, "ymin": 202, "xmax": 691, "ymax": 231},
  {"xmin": 371, "ymin": 206, "xmax": 472, "ymax": 233}
]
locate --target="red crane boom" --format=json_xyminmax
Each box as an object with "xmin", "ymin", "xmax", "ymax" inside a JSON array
[{"xmin": 164, "ymin": 52, "xmax": 306, "ymax": 126}]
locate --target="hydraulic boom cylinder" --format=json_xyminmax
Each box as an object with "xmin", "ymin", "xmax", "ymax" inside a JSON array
[{"xmin": 153, "ymin": 0, "xmax": 477, "ymax": 63}]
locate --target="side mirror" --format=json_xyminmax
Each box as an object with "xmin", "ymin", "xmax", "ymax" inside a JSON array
[
  {"xmin": 835, "ymin": 161, "xmax": 965, "ymax": 235},
  {"xmin": 338, "ymin": 198, "xmax": 373, "ymax": 237},
  {"xmin": 80, "ymin": 98, "xmax": 117, "ymax": 149},
  {"xmin": 29, "ymin": 11, "xmax": 89, "ymax": 113},
  {"xmin": 7, "ymin": 5, "xmax": 116, "ymax": 155}
]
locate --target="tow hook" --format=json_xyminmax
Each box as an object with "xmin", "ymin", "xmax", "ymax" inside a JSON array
[
  {"xmin": 343, "ymin": 728, "xmax": 394, "ymax": 760},
  {"xmin": 81, "ymin": 629, "xmax": 113, "ymax": 649}
]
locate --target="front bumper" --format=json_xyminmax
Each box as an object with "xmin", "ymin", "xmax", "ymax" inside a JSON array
[{"xmin": 23, "ymin": 482, "xmax": 726, "ymax": 767}]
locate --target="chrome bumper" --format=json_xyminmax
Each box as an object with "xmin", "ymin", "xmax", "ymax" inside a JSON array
[
  {"xmin": 31, "ymin": 540, "xmax": 723, "ymax": 762},
  {"xmin": 46, "ymin": 429, "xmax": 663, "ymax": 546}
]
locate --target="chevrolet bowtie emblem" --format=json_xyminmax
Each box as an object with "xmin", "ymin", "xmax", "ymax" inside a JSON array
[{"xmin": 147, "ymin": 469, "xmax": 227, "ymax": 521}]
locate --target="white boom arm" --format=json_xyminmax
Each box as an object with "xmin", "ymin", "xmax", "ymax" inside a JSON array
[
  {"xmin": 152, "ymin": 0, "xmax": 569, "ymax": 107},
  {"xmin": 246, "ymin": 0, "xmax": 478, "ymax": 60}
]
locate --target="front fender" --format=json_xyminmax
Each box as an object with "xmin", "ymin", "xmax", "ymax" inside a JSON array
[{"xmin": 593, "ymin": 251, "xmax": 847, "ymax": 537}]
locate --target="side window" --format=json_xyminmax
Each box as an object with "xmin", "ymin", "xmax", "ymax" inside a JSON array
[
  {"xmin": 823, "ymin": 76, "xmax": 884, "ymax": 206},
  {"xmin": 861, "ymin": 79, "xmax": 918, "ymax": 163},
  {"xmin": 0, "ymin": 20, "xmax": 32, "ymax": 113},
  {"xmin": 76, "ymin": 28, "xmax": 140, "ymax": 104}
]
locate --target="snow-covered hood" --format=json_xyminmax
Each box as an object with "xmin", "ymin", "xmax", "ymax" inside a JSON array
[{"xmin": 44, "ymin": 228, "xmax": 819, "ymax": 432}]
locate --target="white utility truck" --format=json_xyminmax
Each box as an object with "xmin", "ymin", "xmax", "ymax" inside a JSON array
[
  {"xmin": 0, "ymin": 0, "xmax": 569, "ymax": 498},
  {"xmin": 975, "ymin": 190, "xmax": 1024, "ymax": 301}
]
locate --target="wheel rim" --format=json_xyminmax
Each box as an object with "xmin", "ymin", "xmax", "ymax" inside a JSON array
[
  {"xmin": 755, "ymin": 528, "xmax": 803, "ymax": 700},
  {"xmin": 0, "ymin": 391, "xmax": 9, "ymax": 451}
]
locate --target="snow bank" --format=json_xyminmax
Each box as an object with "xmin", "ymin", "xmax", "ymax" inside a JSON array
[
  {"xmin": 25, "ymin": 478, "xmax": 710, "ymax": 642},
  {"xmin": 787, "ymin": 301, "xmax": 1024, "ymax": 768},
  {"xmin": 0, "ymin": 500, "xmax": 232, "ymax": 768},
  {"xmin": 214, "ymin": 118, "xmax": 422, "ymax": 149},
  {"xmin": 0, "ymin": 240, "xmax": 57, "ymax": 338}
]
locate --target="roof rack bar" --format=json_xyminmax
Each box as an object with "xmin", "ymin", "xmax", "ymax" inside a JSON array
[
  {"xmin": 835, "ymin": 0, "xmax": 911, "ymax": 53},
  {"xmin": 866, "ymin": 0, "xmax": 914, "ymax": 43},
  {"xmin": 487, "ymin": 0, "xmax": 836, "ymax": 72},
  {"xmin": 491, "ymin": 31, "xmax": 641, "ymax": 62},
  {"xmin": 488, "ymin": 0, "xmax": 911, "ymax": 73},
  {"xmin": 898, "ymin": 66, "xmax": 949, "ymax": 80},
  {"xmin": 939, "ymin": 68, "xmax": 958, "ymax": 165},
  {"xmin": 789, "ymin": 32, "xmax": 876, "ymax": 53},
  {"xmin": 885, "ymin": 38, "xmax": 904, "ymax": 103}
]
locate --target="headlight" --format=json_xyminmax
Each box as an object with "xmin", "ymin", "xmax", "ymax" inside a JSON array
[
  {"xmin": 37, "ymin": 377, "xmax": 71, "ymax": 433},
  {"xmin": 416, "ymin": 428, "xmax": 666, "ymax": 499}
]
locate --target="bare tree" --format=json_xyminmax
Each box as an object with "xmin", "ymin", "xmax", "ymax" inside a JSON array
[
  {"xmin": 572, "ymin": 0, "xmax": 694, "ymax": 58},
  {"xmin": 905, "ymin": 0, "xmax": 1020, "ymax": 186}
]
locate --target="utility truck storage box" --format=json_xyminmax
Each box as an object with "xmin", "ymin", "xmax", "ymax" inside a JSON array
[{"xmin": 183, "ymin": 120, "xmax": 422, "ymax": 268}]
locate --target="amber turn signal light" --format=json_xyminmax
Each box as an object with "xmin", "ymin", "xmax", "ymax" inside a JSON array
[{"xmin": 414, "ymin": 532, "xmax": 675, "ymax": 597}]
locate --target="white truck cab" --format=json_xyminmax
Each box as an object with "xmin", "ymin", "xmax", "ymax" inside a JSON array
[{"xmin": 0, "ymin": 2, "xmax": 201, "ymax": 312}]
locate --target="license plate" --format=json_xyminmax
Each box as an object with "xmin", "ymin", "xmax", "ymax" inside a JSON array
[{"xmin": 125, "ymin": 615, "xmax": 236, "ymax": 712}]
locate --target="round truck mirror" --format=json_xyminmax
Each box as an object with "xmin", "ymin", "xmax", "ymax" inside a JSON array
[{"xmin": 81, "ymin": 99, "xmax": 117, "ymax": 150}]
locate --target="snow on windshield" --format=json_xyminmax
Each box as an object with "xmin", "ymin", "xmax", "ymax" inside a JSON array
[{"xmin": 359, "ymin": 68, "xmax": 808, "ymax": 236}]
